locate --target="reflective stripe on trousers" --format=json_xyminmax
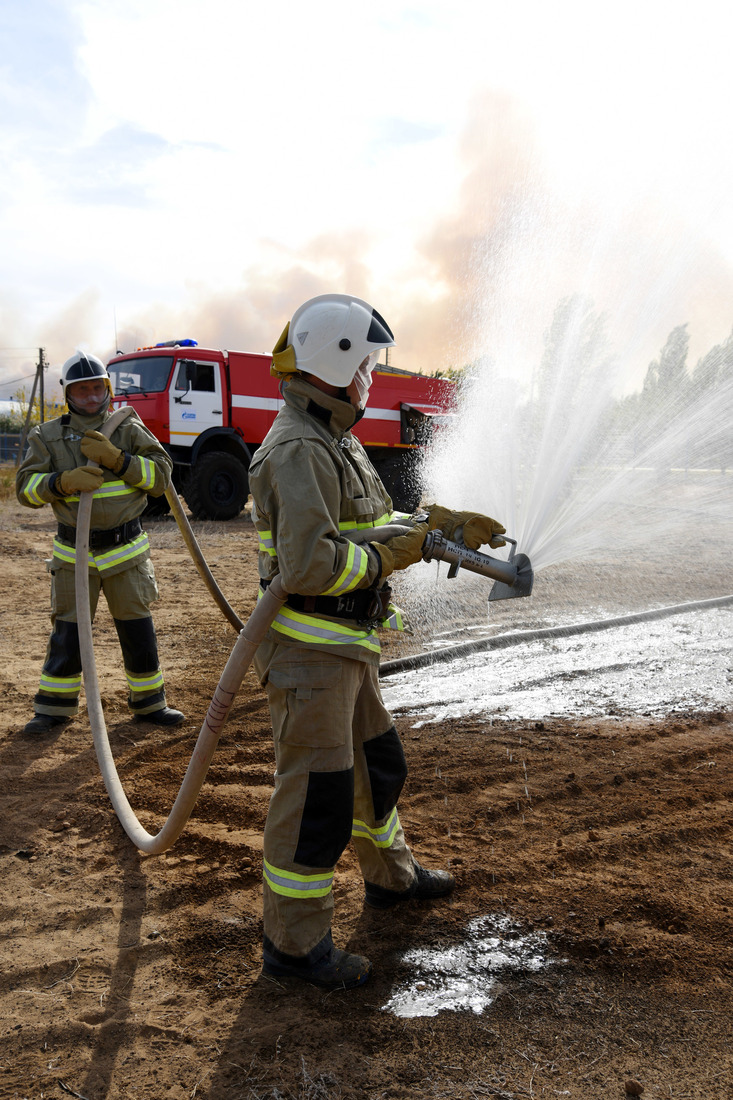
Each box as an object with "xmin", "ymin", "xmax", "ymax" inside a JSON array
[{"xmin": 33, "ymin": 558, "xmax": 167, "ymax": 718}]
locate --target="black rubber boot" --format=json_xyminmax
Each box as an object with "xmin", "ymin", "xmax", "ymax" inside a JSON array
[
  {"xmin": 22, "ymin": 714, "xmax": 69, "ymax": 735},
  {"xmin": 364, "ymin": 861, "xmax": 456, "ymax": 909},
  {"xmin": 262, "ymin": 932, "xmax": 371, "ymax": 990},
  {"xmin": 135, "ymin": 707, "xmax": 185, "ymax": 727}
]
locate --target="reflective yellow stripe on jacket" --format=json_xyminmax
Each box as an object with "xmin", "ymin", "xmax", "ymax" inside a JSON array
[
  {"xmin": 382, "ymin": 604, "xmax": 405, "ymax": 631},
  {"xmin": 257, "ymin": 511, "xmax": 406, "ymax": 652},
  {"xmin": 263, "ymin": 859, "xmax": 334, "ymax": 899},
  {"xmin": 20, "ymin": 472, "xmax": 46, "ymax": 507},
  {"xmin": 258, "ymin": 530, "xmax": 277, "ymax": 557},
  {"xmin": 338, "ymin": 511, "xmax": 393, "ymax": 532},
  {"xmin": 320, "ymin": 539, "xmax": 369, "ymax": 595},
  {"xmin": 53, "ymin": 532, "xmax": 150, "ymax": 573},
  {"xmin": 133, "ymin": 457, "xmax": 157, "ymax": 491},
  {"xmin": 265, "ymin": 599, "xmax": 381, "ymax": 653},
  {"xmin": 61, "ymin": 478, "xmax": 144, "ymax": 503},
  {"xmin": 256, "ymin": 512, "xmax": 396, "ymax": 558}
]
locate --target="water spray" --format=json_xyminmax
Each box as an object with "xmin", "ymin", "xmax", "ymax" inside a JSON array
[{"xmin": 76, "ymin": 470, "xmax": 733, "ymax": 852}]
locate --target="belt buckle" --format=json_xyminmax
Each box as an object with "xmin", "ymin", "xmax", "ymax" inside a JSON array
[{"xmin": 356, "ymin": 590, "xmax": 385, "ymax": 631}]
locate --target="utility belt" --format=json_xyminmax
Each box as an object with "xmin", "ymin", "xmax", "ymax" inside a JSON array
[
  {"xmin": 261, "ymin": 578, "xmax": 392, "ymax": 626},
  {"xmin": 57, "ymin": 517, "xmax": 143, "ymax": 551}
]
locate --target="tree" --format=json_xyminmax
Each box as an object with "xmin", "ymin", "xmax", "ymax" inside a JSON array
[
  {"xmin": 428, "ymin": 365, "xmax": 468, "ymax": 382},
  {"xmin": 12, "ymin": 385, "xmax": 63, "ymax": 426},
  {"xmin": 537, "ymin": 295, "xmax": 612, "ymax": 395},
  {"xmin": 529, "ymin": 294, "xmax": 615, "ymax": 468},
  {"xmin": 642, "ymin": 323, "xmax": 690, "ymax": 412},
  {"xmin": 691, "ymin": 326, "xmax": 733, "ymax": 397},
  {"xmin": 0, "ymin": 407, "xmax": 24, "ymax": 432}
]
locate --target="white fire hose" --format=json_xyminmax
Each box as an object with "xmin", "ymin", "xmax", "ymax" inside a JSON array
[
  {"xmin": 163, "ymin": 485, "xmax": 244, "ymax": 633},
  {"xmin": 75, "ymin": 408, "xmax": 285, "ymax": 854},
  {"xmin": 74, "ymin": 417, "xmax": 522, "ymax": 853},
  {"xmin": 75, "ymin": 417, "xmax": 410, "ymax": 853}
]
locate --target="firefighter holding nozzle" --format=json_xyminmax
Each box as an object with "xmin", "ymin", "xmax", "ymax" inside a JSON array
[{"xmin": 250, "ymin": 294, "xmax": 506, "ymax": 990}]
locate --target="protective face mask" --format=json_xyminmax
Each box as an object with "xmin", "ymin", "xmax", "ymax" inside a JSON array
[{"xmin": 351, "ymin": 351, "xmax": 378, "ymax": 409}]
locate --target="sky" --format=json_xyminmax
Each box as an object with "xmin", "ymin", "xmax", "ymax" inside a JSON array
[{"xmin": 3, "ymin": 0, "xmax": 733, "ymax": 399}]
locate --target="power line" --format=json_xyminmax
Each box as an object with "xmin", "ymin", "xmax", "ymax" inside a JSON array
[{"xmin": 0, "ymin": 372, "xmax": 39, "ymax": 387}]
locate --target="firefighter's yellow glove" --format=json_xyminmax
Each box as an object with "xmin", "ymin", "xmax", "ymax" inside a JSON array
[
  {"xmin": 462, "ymin": 515, "xmax": 506, "ymax": 549},
  {"xmin": 80, "ymin": 429, "xmax": 123, "ymax": 470},
  {"xmin": 426, "ymin": 504, "xmax": 506, "ymax": 549},
  {"xmin": 59, "ymin": 465, "xmax": 105, "ymax": 494},
  {"xmin": 371, "ymin": 522, "xmax": 428, "ymax": 578}
]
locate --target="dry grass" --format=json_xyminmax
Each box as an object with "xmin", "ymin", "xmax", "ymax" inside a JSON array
[
  {"xmin": 0, "ymin": 463, "xmax": 16, "ymax": 502},
  {"xmin": 145, "ymin": 514, "xmax": 251, "ymax": 550}
]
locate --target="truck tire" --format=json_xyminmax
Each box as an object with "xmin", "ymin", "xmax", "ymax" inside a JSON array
[
  {"xmin": 183, "ymin": 451, "xmax": 249, "ymax": 520},
  {"xmin": 368, "ymin": 450, "xmax": 423, "ymax": 513}
]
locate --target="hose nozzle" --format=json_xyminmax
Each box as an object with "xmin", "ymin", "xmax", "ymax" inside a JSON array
[
  {"xmin": 342, "ymin": 522, "xmax": 534, "ymax": 602},
  {"xmin": 421, "ymin": 530, "xmax": 534, "ymax": 601}
]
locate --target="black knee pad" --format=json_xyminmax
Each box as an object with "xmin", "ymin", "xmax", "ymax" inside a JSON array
[
  {"xmin": 114, "ymin": 617, "xmax": 160, "ymax": 673},
  {"xmin": 363, "ymin": 726, "xmax": 408, "ymax": 821},
  {"xmin": 44, "ymin": 619, "xmax": 82, "ymax": 676},
  {"xmin": 295, "ymin": 768, "xmax": 355, "ymax": 868}
]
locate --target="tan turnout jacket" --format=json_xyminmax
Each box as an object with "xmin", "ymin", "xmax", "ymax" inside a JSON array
[
  {"xmin": 16, "ymin": 406, "xmax": 172, "ymax": 578},
  {"xmin": 248, "ymin": 375, "xmax": 405, "ymax": 665}
]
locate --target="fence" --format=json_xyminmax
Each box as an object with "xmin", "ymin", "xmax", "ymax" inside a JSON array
[{"xmin": 0, "ymin": 433, "xmax": 22, "ymax": 462}]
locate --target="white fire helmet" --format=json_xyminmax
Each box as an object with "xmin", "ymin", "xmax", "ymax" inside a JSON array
[
  {"xmin": 271, "ymin": 294, "xmax": 395, "ymax": 387},
  {"xmin": 61, "ymin": 351, "xmax": 114, "ymax": 401}
]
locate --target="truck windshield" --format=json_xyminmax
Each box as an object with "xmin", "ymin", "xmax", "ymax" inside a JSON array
[{"xmin": 108, "ymin": 356, "xmax": 174, "ymax": 395}]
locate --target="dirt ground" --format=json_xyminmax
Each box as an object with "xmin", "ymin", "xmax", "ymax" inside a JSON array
[{"xmin": 1, "ymin": 493, "xmax": 732, "ymax": 1100}]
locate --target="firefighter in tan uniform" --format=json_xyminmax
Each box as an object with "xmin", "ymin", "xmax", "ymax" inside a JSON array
[
  {"xmin": 16, "ymin": 351, "xmax": 184, "ymax": 735},
  {"xmin": 249, "ymin": 294, "xmax": 506, "ymax": 990}
]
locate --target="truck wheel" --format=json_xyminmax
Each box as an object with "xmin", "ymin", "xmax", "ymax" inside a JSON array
[
  {"xmin": 184, "ymin": 451, "xmax": 249, "ymax": 520},
  {"xmin": 369, "ymin": 450, "xmax": 423, "ymax": 513}
]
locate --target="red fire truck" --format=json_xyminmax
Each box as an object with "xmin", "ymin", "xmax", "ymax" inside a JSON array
[{"xmin": 108, "ymin": 340, "xmax": 455, "ymax": 520}]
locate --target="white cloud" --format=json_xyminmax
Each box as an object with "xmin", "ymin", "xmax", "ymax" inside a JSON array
[{"xmin": 2, "ymin": 0, "xmax": 733, "ymax": 392}]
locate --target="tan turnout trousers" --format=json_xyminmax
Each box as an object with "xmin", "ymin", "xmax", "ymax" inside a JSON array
[{"xmin": 254, "ymin": 640, "xmax": 416, "ymax": 957}]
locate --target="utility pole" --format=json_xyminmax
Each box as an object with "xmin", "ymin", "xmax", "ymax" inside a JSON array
[
  {"xmin": 15, "ymin": 348, "xmax": 46, "ymax": 466},
  {"xmin": 39, "ymin": 347, "xmax": 45, "ymax": 423}
]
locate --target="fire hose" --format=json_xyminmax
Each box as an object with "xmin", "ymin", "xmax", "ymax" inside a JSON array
[
  {"xmin": 76, "ymin": 425, "xmax": 732, "ymax": 852},
  {"xmin": 163, "ymin": 485, "xmax": 244, "ymax": 633},
  {"xmin": 76, "ymin": 419, "xmax": 535, "ymax": 853},
  {"xmin": 76, "ymin": 408, "xmax": 283, "ymax": 854}
]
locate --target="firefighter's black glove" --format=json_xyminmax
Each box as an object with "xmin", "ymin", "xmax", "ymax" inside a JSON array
[
  {"xmin": 426, "ymin": 504, "xmax": 506, "ymax": 549},
  {"xmin": 371, "ymin": 522, "xmax": 428, "ymax": 579}
]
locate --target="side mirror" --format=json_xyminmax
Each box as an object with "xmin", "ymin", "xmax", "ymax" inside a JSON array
[{"xmin": 174, "ymin": 360, "xmax": 196, "ymax": 403}]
